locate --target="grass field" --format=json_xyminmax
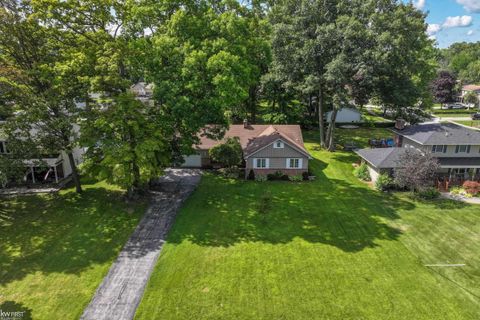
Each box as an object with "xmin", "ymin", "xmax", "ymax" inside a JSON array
[
  {"xmin": 135, "ymin": 128, "xmax": 479, "ymax": 320},
  {"xmin": 433, "ymin": 108, "xmax": 478, "ymax": 118},
  {"xmin": 0, "ymin": 181, "xmax": 146, "ymax": 319},
  {"xmin": 454, "ymin": 120, "xmax": 480, "ymax": 129}
]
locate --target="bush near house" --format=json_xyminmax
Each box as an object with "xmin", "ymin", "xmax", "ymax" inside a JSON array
[
  {"xmin": 209, "ymin": 137, "xmax": 243, "ymax": 168},
  {"xmin": 354, "ymin": 162, "xmax": 371, "ymax": 181},
  {"xmin": 375, "ymin": 173, "xmax": 394, "ymax": 191},
  {"xmin": 462, "ymin": 181, "xmax": 480, "ymax": 196}
]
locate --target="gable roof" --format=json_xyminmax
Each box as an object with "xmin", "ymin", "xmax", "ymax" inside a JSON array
[
  {"xmin": 197, "ymin": 124, "xmax": 311, "ymax": 158},
  {"xmin": 355, "ymin": 148, "xmax": 407, "ymax": 169},
  {"xmin": 391, "ymin": 122, "xmax": 480, "ymax": 145}
]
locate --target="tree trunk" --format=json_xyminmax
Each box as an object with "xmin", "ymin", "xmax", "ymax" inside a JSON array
[
  {"xmin": 318, "ymin": 87, "xmax": 326, "ymax": 148},
  {"xmin": 67, "ymin": 151, "xmax": 82, "ymax": 193},
  {"xmin": 248, "ymin": 86, "xmax": 258, "ymax": 124},
  {"xmin": 327, "ymin": 108, "xmax": 338, "ymax": 152}
]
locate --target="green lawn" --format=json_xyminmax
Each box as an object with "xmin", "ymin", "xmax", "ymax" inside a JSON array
[
  {"xmin": 454, "ymin": 120, "xmax": 480, "ymax": 129},
  {"xmin": 0, "ymin": 181, "xmax": 146, "ymax": 319},
  {"xmin": 135, "ymin": 128, "xmax": 479, "ymax": 320},
  {"xmin": 433, "ymin": 108, "xmax": 478, "ymax": 118}
]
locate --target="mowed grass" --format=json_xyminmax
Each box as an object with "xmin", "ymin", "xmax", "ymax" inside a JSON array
[
  {"xmin": 135, "ymin": 128, "xmax": 479, "ymax": 320},
  {"xmin": 433, "ymin": 108, "xmax": 478, "ymax": 118},
  {"xmin": 454, "ymin": 120, "xmax": 480, "ymax": 129},
  {"xmin": 0, "ymin": 181, "xmax": 146, "ymax": 319}
]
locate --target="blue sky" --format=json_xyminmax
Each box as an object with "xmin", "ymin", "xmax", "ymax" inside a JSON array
[{"xmin": 405, "ymin": 0, "xmax": 480, "ymax": 48}]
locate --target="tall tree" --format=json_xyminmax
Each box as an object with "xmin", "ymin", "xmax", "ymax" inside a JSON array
[
  {"xmin": 0, "ymin": 1, "xmax": 85, "ymax": 192},
  {"xmin": 431, "ymin": 70, "xmax": 458, "ymax": 105}
]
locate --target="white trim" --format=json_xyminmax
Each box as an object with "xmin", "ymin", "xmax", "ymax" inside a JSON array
[
  {"xmin": 273, "ymin": 140, "xmax": 284, "ymax": 149},
  {"xmin": 253, "ymin": 158, "xmax": 269, "ymax": 169},
  {"xmin": 286, "ymin": 158, "xmax": 302, "ymax": 169},
  {"xmin": 246, "ymin": 138, "xmax": 311, "ymax": 159}
]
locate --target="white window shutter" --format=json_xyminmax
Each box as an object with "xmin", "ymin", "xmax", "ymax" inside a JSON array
[
  {"xmin": 266, "ymin": 158, "xmax": 270, "ymax": 168},
  {"xmin": 299, "ymin": 158, "xmax": 303, "ymax": 169},
  {"xmin": 286, "ymin": 158, "xmax": 290, "ymax": 168}
]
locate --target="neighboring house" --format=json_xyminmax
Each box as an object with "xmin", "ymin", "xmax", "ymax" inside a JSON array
[
  {"xmin": 0, "ymin": 82, "xmax": 153, "ymax": 187},
  {"xmin": 355, "ymin": 122, "xmax": 480, "ymax": 183},
  {"xmin": 182, "ymin": 122, "xmax": 312, "ymax": 177},
  {"xmin": 0, "ymin": 123, "xmax": 84, "ymax": 186},
  {"xmin": 461, "ymin": 84, "xmax": 480, "ymax": 104},
  {"xmin": 326, "ymin": 108, "xmax": 362, "ymax": 123}
]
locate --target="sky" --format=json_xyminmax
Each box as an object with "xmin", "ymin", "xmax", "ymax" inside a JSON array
[{"xmin": 405, "ymin": 0, "xmax": 480, "ymax": 48}]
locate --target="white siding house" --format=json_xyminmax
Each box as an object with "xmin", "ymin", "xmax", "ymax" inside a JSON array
[{"xmin": 326, "ymin": 108, "xmax": 361, "ymax": 123}]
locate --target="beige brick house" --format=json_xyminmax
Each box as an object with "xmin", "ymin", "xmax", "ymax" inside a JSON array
[{"xmin": 182, "ymin": 123, "xmax": 311, "ymax": 177}]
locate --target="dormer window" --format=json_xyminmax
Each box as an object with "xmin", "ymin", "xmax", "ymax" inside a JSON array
[{"xmin": 274, "ymin": 140, "xmax": 284, "ymax": 149}]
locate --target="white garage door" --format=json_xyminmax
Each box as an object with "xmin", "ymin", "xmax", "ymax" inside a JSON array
[{"xmin": 181, "ymin": 154, "xmax": 202, "ymax": 168}]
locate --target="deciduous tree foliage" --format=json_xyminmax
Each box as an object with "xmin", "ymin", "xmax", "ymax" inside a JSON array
[
  {"xmin": 269, "ymin": 0, "xmax": 436, "ymax": 151},
  {"xmin": 431, "ymin": 70, "xmax": 458, "ymax": 104},
  {"xmin": 394, "ymin": 149, "xmax": 440, "ymax": 192},
  {"xmin": 0, "ymin": 1, "xmax": 85, "ymax": 192}
]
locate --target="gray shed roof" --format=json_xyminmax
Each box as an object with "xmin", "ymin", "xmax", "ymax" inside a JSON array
[
  {"xmin": 355, "ymin": 148, "xmax": 407, "ymax": 169},
  {"xmin": 391, "ymin": 122, "xmax": 480, "ymax": 145}
]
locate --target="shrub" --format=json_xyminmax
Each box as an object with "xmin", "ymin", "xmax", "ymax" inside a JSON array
[
  {"xmin": 417, "ymin": 188, "xmax": 440, "ymax": 200},
  {"xmin": 302, "ymin": 171, "xmax": 310, "ymax": 181},
  {"xmin": 255, "ymin": 175, "xmax": 268, "ymax": 182},
  {"xmin": 247, "ymin": 169, "xmax": 255, "ymax": 180},
  {"xmin": 450, "ymin": 186, "xmax": 464, "ymax": 195},
  {"xmin": 209, "ymin": 137, "xmax": 242, "ymax": 167},
  {"xmin": 288, "ymin": 175, "xmax": 303, "ymax": 182},
  {"xmin": 267, "ymin": 171, "xmax": 287, "ymax": 181},
  {"xmin": 218, "ymin": 166, "xmax": 240, "ymax": 179},
  {"xmin": 462, "ymin": 181, "xmax": 480, "ymax": 196},
  {"xmin": 354, "ymin": 163, "xmax": 371, "ymax": 181},
  {"xmin": 375, "ymin": 173, "xmax": 394, "ymax": 191}
]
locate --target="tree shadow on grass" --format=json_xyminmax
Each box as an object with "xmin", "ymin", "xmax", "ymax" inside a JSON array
[
  {"xmin": 168, "ymin": 158, "xmax": 415, "ymax": 252},
  {"xmin": 0, "ymin": 301, "xmax": 33, "ymax": 320},
  {"xmin": 0, "ymin": 187, "xmax": 144, "ymax": 287}
]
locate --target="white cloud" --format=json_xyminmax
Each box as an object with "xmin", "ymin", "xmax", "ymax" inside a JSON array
[
  {"xmin": 428, "ymin": 35, "xmax": 437, "ymax": 41},
  {"xmin": 427, "ymin": 24, "xmax": 442, "ymax": 35},
  {"xmin": 414, "ymin": 0, "xmax": 426, "ymax": 10},
  {"xmin": 456, "ymin": 0, "xmax": 480, "ymax": 13},
  {"xmin": 467, "ymin": 29, "xmax": 475, "ymax": 35},
  {"xmin": 442, "ymin": 15, "xmax": 473, "ymax": 28}
]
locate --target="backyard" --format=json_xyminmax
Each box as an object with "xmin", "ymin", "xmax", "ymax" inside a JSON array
[
  {"xmin": 135, "ymin": 128, "xmax": 479, "ymax": 320},
  {"xmin": 0, "ymin": 181, "xmax": 146, "ymax": 319}
]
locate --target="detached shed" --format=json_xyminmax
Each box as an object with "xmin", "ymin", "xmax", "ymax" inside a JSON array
[{"xmin": 326, "ymin": 108, "xmax": 361, "ymax": 123}]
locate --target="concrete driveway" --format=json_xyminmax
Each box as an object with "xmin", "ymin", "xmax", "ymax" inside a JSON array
[{"xmin": 81, "ymin": 169, "xmax": 201, "ymax": 320}]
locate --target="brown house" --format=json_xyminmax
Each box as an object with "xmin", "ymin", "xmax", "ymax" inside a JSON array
[{"xmin": 182, "ymin": 123, "xmax": 312, "ymax": 177}]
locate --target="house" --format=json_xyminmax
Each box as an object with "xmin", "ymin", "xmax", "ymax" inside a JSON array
[
  {"xmin": 461, "ymin": 84, "xmax": 480, "ymax": 104},
  {"xmin": 355, "ymin": 121, "xmax": 480, "ymax": 184},
  {"xmin": 0, "ymin": 122, "xmax": 84, "ymax": 186},
  {"xmin": 326, "ymin": 108, "xmax": 361, "ymax": 123},
  {"xmin": 182, "ymin": 122, "xmax": 312, "ymax": 177}
]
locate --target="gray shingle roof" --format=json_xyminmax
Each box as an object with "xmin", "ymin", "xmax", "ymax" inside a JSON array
[
  {"xmin": 391, "ymin": 122, "xmax": 480, "ymax": 145},
  {"xmin": 355, "ymin": 148, "xmax": 407, "ymax": 169}
]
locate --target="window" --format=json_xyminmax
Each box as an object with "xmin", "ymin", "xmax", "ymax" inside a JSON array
[
  {"xmin": 273, "ymin": 140, "xmax": 284, "ymax": 149},
  {"xmin": 431, "ymin": 145, "xmax": 447, "ymax": 153},
  {"xmin": 455, "ymin": 145, "xmax": 471, "ymax": 153},
  {"xmin": 286, "ymin": 158, "xmax": 302, "ymax": 169},
  {"xmin": 254, "ymin": 158, "xmax": 269, "ymax": 169}
]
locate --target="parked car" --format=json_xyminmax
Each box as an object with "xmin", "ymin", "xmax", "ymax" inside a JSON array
[
  {"xmin": 447, "ymin": 103, "xmax": 466, "ymax": 109},
  {"xmin": 472, "ymin": 113, "xmax": 480, "ymax": 120}
]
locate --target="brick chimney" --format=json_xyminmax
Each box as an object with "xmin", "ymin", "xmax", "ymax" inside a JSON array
[{"xmin": 395, "ymin": 119, "xmax": 406, "ymax": 130}]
